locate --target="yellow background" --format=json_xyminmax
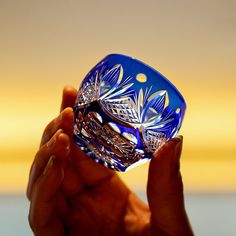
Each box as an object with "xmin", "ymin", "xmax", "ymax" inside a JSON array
[{"xmin": 0, "ymin": 0, "xmax": 236, "ymax": 194}]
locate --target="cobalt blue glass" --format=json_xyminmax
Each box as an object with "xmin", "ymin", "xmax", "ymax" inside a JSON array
[{"xmin": 73, "ymin": 54, "xmax": 186, "ymax": 171}]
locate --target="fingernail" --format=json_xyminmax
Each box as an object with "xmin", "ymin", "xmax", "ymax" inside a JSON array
[
  {"xmin": 174, "ymin": 135, "xmax": 183, "ymax": 162},
  {"xmin": 47, "ymin": 136, "xmax": 56, "ymax": 148},
  {"xmin": 58, "ymin": 132, "xmax": 70, "ymax": 153},
  {"xmin": 46, "ymin": 129, "xmax": 64, "ymax": 148},
  {"xmin": 43, "ymin": 155, "xmax": 55, "ymax": 175}
]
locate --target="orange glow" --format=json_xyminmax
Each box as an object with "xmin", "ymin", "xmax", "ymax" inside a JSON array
[{"xmin": 0, "ymin": 0, "xmax": 236, "ymax": 193}]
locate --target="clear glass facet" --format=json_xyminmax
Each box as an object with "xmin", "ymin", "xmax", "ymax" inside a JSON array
[{"xmin": 73, "ymin": 54, "xmax": 186, "ymax": 171}]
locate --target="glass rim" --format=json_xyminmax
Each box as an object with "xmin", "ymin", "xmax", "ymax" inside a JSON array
[{"xmin": 99, "ymin": 53, "xmax": 187, "ymax": 109}]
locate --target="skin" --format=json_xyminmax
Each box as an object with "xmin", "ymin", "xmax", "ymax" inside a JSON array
[{"xmin": 27, "ymin": 86, "xmax": 194, "ymax": 236}]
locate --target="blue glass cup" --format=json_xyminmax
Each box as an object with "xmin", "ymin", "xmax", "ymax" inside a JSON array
[{"xmin": 73, "ymin": 54, "xmax": 186, "ymax": 171}]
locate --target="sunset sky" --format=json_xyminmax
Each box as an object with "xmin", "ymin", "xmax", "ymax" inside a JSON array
[{"xmin": 0, "ymin": 0, "xmax": 235, "ymax": 193}]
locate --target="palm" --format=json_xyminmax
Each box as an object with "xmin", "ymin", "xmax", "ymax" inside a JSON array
[{"xmin": 58, "ymin": 142, "xmax": 150, "ymax": 236}]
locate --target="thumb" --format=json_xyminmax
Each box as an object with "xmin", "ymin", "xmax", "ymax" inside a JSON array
[{"xmin": 147, "ymin": 136, "xmax": 193, "ymax": 236}]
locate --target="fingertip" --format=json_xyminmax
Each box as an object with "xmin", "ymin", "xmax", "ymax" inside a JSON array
[
  {"xmin": 148, "ymin": 135, "xmax": 184, "ymax": 186},
  {"xmin": 62, "ymin": 86, "xmax": 77, "ymax": 103},
  {"xmin": 60, "ymin": 108, "xmax": 74, "ymax": 135},
  {"xmin": 55, "ymin": 132, "xmax": 70, "ymax": 158},
  {"xmin": 167, "ymin": 135, "xmax": 183, "ymax": 148},
  {"xmin": 61, "ymin": 107, "xmax": 74, "ymax": 118},
  {"xmin": 176, "ymin": 134, "xmax": 183, "ymax": 141},
  {"xmin": 174, "ymin": 136, "xmax": 183, "ymax": 162},
  {"xmin": 61, "ymin": 86, "xmax": 78, "ymax": 112},
  {"xmin": 63, "ymin": 85, "xmax": 77, "ymax": 95},
  {"xmin": 153, "ymin": 135, "xmax": 183, "ymax": 159},
  {"xmin": 58, "ymin": 132, "xmax": 70, "ymax": 148}
]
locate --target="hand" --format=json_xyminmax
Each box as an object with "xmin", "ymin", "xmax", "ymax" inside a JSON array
[{"xmin": 27, "ymin": 86, "xmax": 194, "ymax": 236}]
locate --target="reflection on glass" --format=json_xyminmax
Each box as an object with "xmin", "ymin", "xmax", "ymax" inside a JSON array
[{"xmin": 74, "ymin": 54, "xmax": 186, "ymax": 171}]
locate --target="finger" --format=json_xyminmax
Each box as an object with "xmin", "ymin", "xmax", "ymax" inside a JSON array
[
  {"xmin": 71, "ymin": 143, "xmax": 116, "ymax": 188},
  {"xmin": 40, "ymin": 85, "xmax": 76, "ymax": 147},
  {"xmin": 60, "ymin": 86, "xmax": 77, "ymax": 112},
  {"xmin": 60, "ymin": 84, "xmax": 117, "ymax": 188},
  {"xmin": 40, "ymin": 107, "xmax": 74, "ymax": 147},
  {"xmin": 147, "ymin": 136, "xmax": 193, "ymax": 236},
  {"xmin": 27, "ymin": 130, "xmax": 70, "ymax": 200},
  {"xmin": 60, "ymin": 162, "xmax": 84, "ymax": 197},
  {"xmin": 29, "ymin": 156, "xmax": 65, "ymax": 236}
]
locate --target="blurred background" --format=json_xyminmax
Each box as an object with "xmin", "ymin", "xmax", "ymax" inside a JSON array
[{"xmin": 0, "ymin": 0, "xmax": 235, "ymax": 235}]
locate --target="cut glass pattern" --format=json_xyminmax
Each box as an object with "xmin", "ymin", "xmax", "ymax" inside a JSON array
[{"xmin": 74, "ymin": 54, "xmax": 186, "ymax": 171}]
